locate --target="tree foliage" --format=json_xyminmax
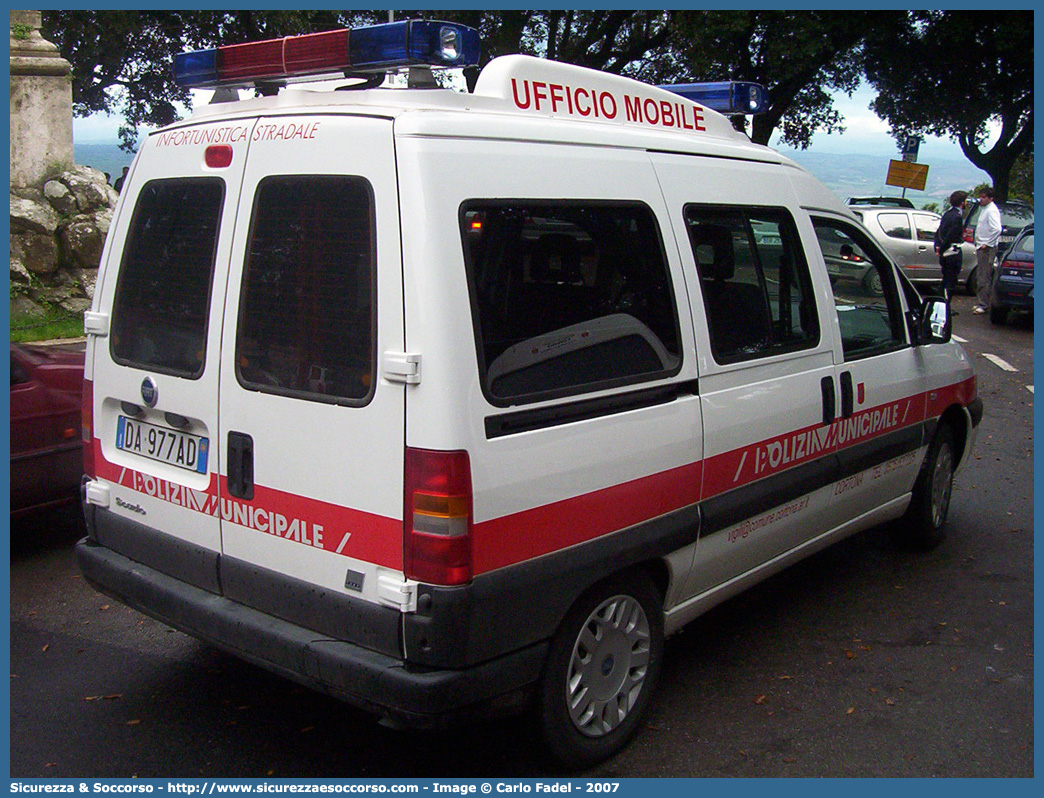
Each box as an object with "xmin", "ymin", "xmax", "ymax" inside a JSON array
[
  {"xmin": 635, "ymin": 11, "xmax": 901, "ymax": 148},
  {"xmin": 864, "ymin": 10, "xmax": 1033, "ymax": 202},
  {"xmin": 41, "ymin": 10, "xmax": 370, "ymax": 150}
]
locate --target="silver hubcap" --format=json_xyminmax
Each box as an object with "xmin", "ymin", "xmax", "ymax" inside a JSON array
[
  {"xmin": 930, "ymin": 441, "xmax": 954, "ymax": 528},
  {"xmin": 566, "ymin": 594, "xmax": 651, "ymax": 737}
]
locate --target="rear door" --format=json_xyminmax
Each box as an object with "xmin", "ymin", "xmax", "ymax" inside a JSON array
[
  {"xmin": 89, "ymin": 120, "xmax": 254, "ymax": 553},
  {"xmin": 216, "ymin": 115, "xmax": 406, "ymax": 610}
]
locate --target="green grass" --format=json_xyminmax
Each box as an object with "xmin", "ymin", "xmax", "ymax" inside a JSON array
[{"xmin": 10, "ymin": 306, "xmax": 85, "ymax": 343}]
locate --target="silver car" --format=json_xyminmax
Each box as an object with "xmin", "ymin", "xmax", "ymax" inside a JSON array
[{"xmin": 849, "ymin": 205, "xmax": 976, "ymax": 292}]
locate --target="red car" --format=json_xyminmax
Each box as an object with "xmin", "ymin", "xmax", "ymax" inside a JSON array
[{"xmin": 10, "ymin": 342, "xmax": 85, "ymax": 516}]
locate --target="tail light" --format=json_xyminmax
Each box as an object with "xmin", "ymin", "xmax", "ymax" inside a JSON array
[
  {"xmin": 81, "ymin": 378, "xmax": 95, "ymax": 478},
  {"xmin": 999, "ymin": 257, "xmax": 1033, "ymax": 277},
  {"xmin": 963, "ymin": 227, "xmax": 974, "ymax": 243},
  {"xmin": 404, "ymin": 448, "xmax": 473, "ymax": 585}
]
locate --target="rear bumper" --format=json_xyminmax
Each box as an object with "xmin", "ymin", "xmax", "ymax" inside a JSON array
[
  {"xmin": 993, "ymin": 279, "xmax": 1033, "ymax": 309},
  {"xmin": 75, "ymin": 537, "xmax": 546, "ymax": 727}
]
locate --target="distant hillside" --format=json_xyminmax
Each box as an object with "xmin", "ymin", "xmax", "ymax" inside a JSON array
[{"xmin": 776, "ymin": 148, "xmax": 993, "ymax": 209}]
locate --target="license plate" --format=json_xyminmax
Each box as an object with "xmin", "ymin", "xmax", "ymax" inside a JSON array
[{"xmin": 116, "ymin": 416, "xmax": 209, "ymax": 473}]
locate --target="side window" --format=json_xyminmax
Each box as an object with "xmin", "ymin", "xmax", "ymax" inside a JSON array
[
  {"xmin": 878, "ymin": 212, "xmax": 912, "ymax": 240},
  {"xmin": 461, "ymin": 201, "xmax": 681, "ymax": 404},
  {"xmin": 684, "ymin": 206, "xmax": 819, "ymax": 364},
  {"xmin": 811, "ymin": 218, "xmax": 907, "ymax": 360},
  {"xmin": 913, "ymin": 213, "xmax": 939, "ymax": 242},
  {"xmin": 110, "ymin": 178, "xmax": 224, "ymax": 378},
  {"xmin": 236, "ymin": 176, "xmax": 376, "ymax": 405}
]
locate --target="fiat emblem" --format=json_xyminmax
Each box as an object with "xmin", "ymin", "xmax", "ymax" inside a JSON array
[{"xmin": 140, "ymin": 376, "xmax": 158, "ymax": 407}]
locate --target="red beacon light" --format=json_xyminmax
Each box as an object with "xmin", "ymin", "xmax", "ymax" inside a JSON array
[{"xmin": 174, "ymin": 19, "xmax": 480, "ymax": 90}]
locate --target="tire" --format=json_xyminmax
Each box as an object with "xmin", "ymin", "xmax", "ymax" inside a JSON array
[
  {"xmin": 897, "ymin": 424, "xmax": 956, "ymax": 551},
  {"xmin": 989, "ymin": 304, "xmax": 1008, "ymax": 325},
  {"xmin": 965, "ymin": 267, "xmax": 977, "ymax": 295},
  {"xmin": 536, "ymin": 571, "xmax": 664, "ymax": 768},
  {"xmin": 863, "ymin": 269, "xmax": 883, "ymax": 296}
]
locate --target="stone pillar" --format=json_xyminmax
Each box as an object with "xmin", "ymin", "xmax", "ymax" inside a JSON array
[{"xmin": 10, "ymin": 10, "xmax": 74, "ymax": 188}]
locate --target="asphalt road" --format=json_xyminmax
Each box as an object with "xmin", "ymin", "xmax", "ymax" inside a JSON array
[{"xmin": 8, "ymin": 293, "xmax": 1033, "ymax": 778}]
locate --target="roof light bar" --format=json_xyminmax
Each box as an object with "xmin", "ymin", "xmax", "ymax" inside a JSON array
[
  {"xmin": 174, "ymin": 20, "xmax": 480, "ymax": 89},
  {"xmin": 658, "ymin": 81, "xmax": 769, "ymax": 115}
]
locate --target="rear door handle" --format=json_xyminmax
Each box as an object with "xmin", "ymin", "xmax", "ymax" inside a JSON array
[
  {"xmin": 227, "ymin": 431, "xmax": 254, "ymax": 500},
  {"xmin": 821, "ymin": 376, "xmax": 836, "ymax": 425}
]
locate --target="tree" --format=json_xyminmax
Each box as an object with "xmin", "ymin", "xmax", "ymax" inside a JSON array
[
  {"xmin": 636, "ymin": 11, "xmax": 902, "ymax": 148},
  {"xmin": 864, "ymin": 10, "xmax": 1033, "ymax": 202},
  {"xmin": 1008, "ymin": 153, "xmax": 1034, "ymax": 205},
  {"xmin": 391, "ymin": 10, "xmax": 673, "ymax": 91}
]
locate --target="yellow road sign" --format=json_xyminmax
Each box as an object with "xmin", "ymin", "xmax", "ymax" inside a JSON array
[{"xmin": 886, "ymin": 159, "xmax": 929, "ymax": 191}]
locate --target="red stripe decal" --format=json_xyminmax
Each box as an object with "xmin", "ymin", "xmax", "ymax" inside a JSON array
[
  {"xmin": 472, "ymin": 460, "xmax": 703, "ymax": 574},
  {"xmin": 91, "ymin": 376, "xmax": 976, "ymax": 578},
  {"xmin": 94, "ymin": 451, "xmax": 401, "ymax": 568}
]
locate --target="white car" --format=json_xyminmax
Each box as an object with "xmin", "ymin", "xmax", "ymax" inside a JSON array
[{"xmin": 849, "ymin": 205, "xmax": 977, "ymax": 293}]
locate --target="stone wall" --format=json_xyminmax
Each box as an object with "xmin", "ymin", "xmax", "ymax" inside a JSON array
[
  {"xmin": 10, "ymin": 166, "xmax": 118, "ymax": 317},
  {"xmin": 10, "ymin": 10, "xmax": 113, "ymax": 320}
]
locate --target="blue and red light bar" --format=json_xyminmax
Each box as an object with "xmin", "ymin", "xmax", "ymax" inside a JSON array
[
  {"xmin": 174, "ymin": 20, "xmax": 480, "ymax": 89},
  {"xmin": 658, "ymin": 81, "xmax": 769, "ymax": 115}
]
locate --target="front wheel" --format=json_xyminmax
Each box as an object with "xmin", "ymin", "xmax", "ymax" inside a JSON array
[
  {"xmin": 536, "ymin": 571, "xmax": 664, "ymax": 768},
  {"xmin": 897, "ymin": 424, "xmax": 956, "ymax": 551}
]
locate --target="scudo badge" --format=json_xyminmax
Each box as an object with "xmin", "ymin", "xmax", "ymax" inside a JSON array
[{"xmin": 140, "ymin": 376, "xmax": 158, "ymax": 408}]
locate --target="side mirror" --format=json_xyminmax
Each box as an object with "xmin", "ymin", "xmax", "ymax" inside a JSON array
[{"xmin": 917, "ymin": 297, "xmax": 951, "ymax": 344}]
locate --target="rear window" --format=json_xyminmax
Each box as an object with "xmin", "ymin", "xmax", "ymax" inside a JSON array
[
  {"xmin": 235, "ymin": 176, "xmax": 376, "ymax": 405},
  {"xmin": 110, "ymin": 178, "xmax": 224, "ymax": 378},
  {"xmin": 877, "ymin": 212, "xmax": 912, "ymax": 240},
  {"xmin": 1001, "ymin": 204, "xmax": 1034, "ymax": 228},
  {"xmin": 461, "ymin": 201, "xmax": 681, "ymax": 405}
]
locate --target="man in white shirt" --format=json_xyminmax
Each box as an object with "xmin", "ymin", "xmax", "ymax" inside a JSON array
[{"xmin": 973, "ymin": 186, "xmax": 1002, "ymax": 313}]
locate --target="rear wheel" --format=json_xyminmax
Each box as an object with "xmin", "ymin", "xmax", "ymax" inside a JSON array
[
  {"xmin": 863, "ymin": 270, "xmax": 883, "ymax": 296},
  {"xmin": 897, "ymin": 424, "xmax": 956, "ymax": 551},
  {"xmin": 989, "ymin": 304, "xmax": 1008, "ymax": 325},
  {"xmin": 537, "ymin": 571, "xmax": 663, "ymax": 768}
]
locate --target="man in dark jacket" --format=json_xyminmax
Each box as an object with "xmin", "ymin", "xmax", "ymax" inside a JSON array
[{"xmin": 935, "ymin": 190, "xmax": 968, "ymax": 302}]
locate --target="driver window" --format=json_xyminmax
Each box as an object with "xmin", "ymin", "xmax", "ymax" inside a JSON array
[{"xmin": 811, "ymin": 218, "xmax": 907, "ymax": 360}]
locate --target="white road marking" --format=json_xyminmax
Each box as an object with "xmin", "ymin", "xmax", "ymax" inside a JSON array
[
  {"xmin": 1027, "ymin": 386, "xmax": 1034, "ymax": 395},
  {"xmin": 953, "ymin": 334, "xmax": 968, "ymax": 343},
  {"xmin": 983, "ymin": 353, "xmax": 1018, "ymax": 372}
]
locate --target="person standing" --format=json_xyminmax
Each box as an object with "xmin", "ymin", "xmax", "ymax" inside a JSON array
[
  {"xmin": 113, "ymin": 166, "xmax": 129, "ymax": 193},
  {"xmin": 973, "ymin": 186, "xmax": 1002, "ymax": 314},
  {"xmin": 935, "ymin": 190, "xmax": 967, "ymax": 303}
]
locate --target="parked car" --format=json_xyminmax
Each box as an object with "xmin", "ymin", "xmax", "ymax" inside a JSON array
[
  {"xmin": 849, "ymin": 206, "xmax": 975, "ymax": 292},
  {"xmin": 815, "ymin": 224, "xmax": 880, "ymax": 294},
  {"xmin": 989, "ymin": 224, "xmax": 1034, "ymax": 325},
  {"xmin": 846, "ymin": 195, "xmax": 915, "ymax": 209},
  {"xmin": 962, "ymin": 199, "xmax": 1034, "ymax": 290},
  {"xmin": 10, "ymin": 342, "xmax": 85, "ymax": 516}
]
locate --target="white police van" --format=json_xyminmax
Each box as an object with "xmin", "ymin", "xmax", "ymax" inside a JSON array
[{"xmin": 77, "ymin": 20, "xmax": 982, "ymax": 766}]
